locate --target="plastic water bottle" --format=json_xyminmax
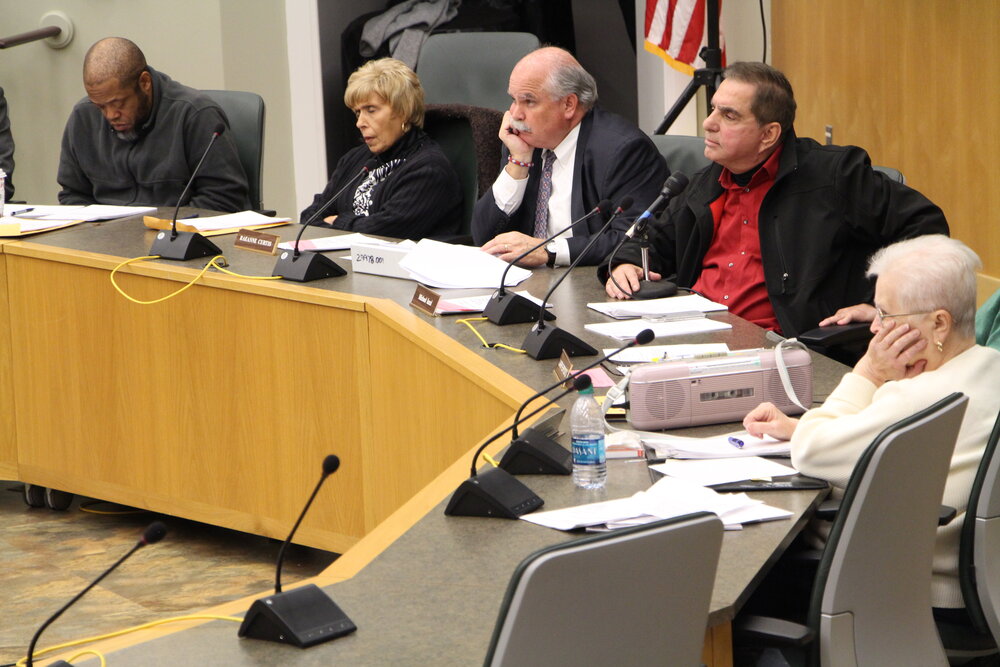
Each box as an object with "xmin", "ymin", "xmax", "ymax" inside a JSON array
[{"xmin": 571, "ymin": 381, "xmax": 607, "ymax": 489}]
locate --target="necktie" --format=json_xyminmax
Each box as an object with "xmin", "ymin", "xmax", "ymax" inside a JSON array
[{"xmin": 532, "ymin": 150, "xmax": 555, "ymax": 238}]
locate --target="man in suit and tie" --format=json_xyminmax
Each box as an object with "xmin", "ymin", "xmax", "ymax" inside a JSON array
[{"xmin": 472, "ymin": 46, "xmax": 667, "ymax": 268}]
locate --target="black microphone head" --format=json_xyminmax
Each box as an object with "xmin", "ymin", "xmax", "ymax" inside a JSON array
[
  {"xmin": 634, "ymin": 328, "xmax": 656, "ymax": 345},
  {"xmin": 663, "ymin": 171, "xmax": 689, "ymax": 196},
  {"xmin": 573, "ymin": 374, "xmax": 593, "ymax": 391},
  {"xmin": 616, "ymin": 196, "xmax": 634, "ymax": 212},
  {"xmin": 595, "ymin": 198, "xmax": 613, "ymax": 218},
  {"xmin": 141, "ymin": 521, "xmax": 167, "ymax": 545},
  {"xmin": 213, "ymin": 122, "xmax": 226, "ymax": 136},
  {"xmin": 322, "ymin": 454, "xmax": 341, "ymax": 476},
  {"xmin": 363, "ymin": 158, "xmax": 379, "ymax": 172}
]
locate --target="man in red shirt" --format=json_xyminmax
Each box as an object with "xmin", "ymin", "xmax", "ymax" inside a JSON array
[{"xmin": 604, "ymin": 62, "xmax": 947, "ymax": 338}]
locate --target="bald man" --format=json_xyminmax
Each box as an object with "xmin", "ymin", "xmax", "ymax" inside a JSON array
[
  {"xmin": 58, "ymin": 37, "xmax": 249, "ymax": 212},
  {"xmin": 472, "ymin": 47, "xmax": 667, "ymax": 267}
]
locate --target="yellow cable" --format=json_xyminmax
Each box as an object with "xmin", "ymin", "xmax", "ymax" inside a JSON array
[
  {"xmin": 109, "ymin": 255, "xmax": 217, "ymax": 305},
  {"xmin": 78, "ymin": 500, "xmax": 146, "ymax": 516},
  {"xmin": 455, "ymin": 317, "xmax": 526, "ymax": 354},
  {"xmin": 64, "ymin": 650, "xmax": 106, "ymax": 666},
  {"xmin": 208, "ymin": 256, "xmax": 282, "ymax": 280},
  {"xmin": 15, "ymin": 614, "xmax": 242, "ymax": 666}
]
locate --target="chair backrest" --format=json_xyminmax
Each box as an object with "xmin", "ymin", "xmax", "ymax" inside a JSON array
[
  {"xmin": 648, "ymin": 134, "xmax": 712, "ymax": 177},
  {"xmin": 416, "ymin": 32, "xmax": 539, "ymax": 111},
  {"xmin": 975, "ymin": 288, "xmax": 1000, "ymax": 352},
  {"xmin": 423, "ymin": 104, "xmax": 504, "ymax": 239},
  {"xmin": 959, "ymin": 408, "xmax": 1000, "ymax": 638},
  {"xmin": 485, "ymin": 512, "xmax": 723, "ymax": 667},
  {"xmin": 810, "ymin": 392, "xmax": 968, "ymax": 667},
  {"xmin": 873, "ymin": 164, "xmax": 906, "ymax": 184},
  {"xmin": 202, "ymin": 89, "xmax": 265, "ymax": 210}
]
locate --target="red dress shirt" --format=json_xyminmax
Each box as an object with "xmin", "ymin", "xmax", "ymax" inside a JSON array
[{"xmin": 692, "ymin": 145, "xmax": 784, "ymax": 332}]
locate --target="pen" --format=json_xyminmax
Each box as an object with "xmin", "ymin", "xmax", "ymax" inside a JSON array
[
  {"xmin": 12, "ymin": 207, "xmax": 34, "ymax": 216},
  {"xmin": 728, "ymin": 436, "xmax": 745, "ymax": 449}
]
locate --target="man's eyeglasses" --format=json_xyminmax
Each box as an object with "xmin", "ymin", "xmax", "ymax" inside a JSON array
[{"xmin": 874, "ymin": 306, "xmax": 932, "ymax": 321}]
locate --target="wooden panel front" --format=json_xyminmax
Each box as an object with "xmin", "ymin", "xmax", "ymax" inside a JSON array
[
  {"xmin": 772, "ymin": 0, "xmax": 1000, "ymax": 280},
  {"xmin": 0, "ymin": 252, "xmax": 15, "ymax": 479},
  {"xmin": 7, "ymin": 255, "xmax": 369, "ymax": 553}
]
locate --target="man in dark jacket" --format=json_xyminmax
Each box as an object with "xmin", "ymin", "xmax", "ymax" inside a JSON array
[
  {"xmin": 58, "ymin": 37, "xmax": 249, "ymax": 212},
  {"xmin": 0, "ymin": 86, "xmax": 14, "ymax": 201},
  {"xmin": 473, "ymin": 46, "xmax": 667, "ymax": 268},
  {"xmin": 605, "ymin": 62, "xmax": 948, "ymax": 338}
]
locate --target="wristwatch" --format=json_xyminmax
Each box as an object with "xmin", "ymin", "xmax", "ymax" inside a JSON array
[{"xmin": 545, "ymin": 242, "xmax": 557, "ymax": 268}]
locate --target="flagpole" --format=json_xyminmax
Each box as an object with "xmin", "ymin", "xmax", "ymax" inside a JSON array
[{"xmin": 652, "ymin": 0, "xmax": 724, "ymax": 135}]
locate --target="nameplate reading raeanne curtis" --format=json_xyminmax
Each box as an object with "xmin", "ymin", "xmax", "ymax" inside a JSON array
[
  {"xmin": 410, "ymin": 285, "xmax": 441, "ymax": 316},
  {"xmin": 234, "ymin": 228, "xmax": 281, "ymax": 255},
  {"xmin": 554, "ymin": 349, "xmax": 575, "ymax": 387}
]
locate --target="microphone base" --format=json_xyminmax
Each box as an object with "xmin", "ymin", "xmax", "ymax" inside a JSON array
[
  {"xmin": 444, "ymin": 465, "xmax": 544, "ymax": 518},
  {"xmin": 522, "ymin": 323, "xmax": 598, "ymax": 360},
  {"xmin": 149, "ymin": 230, "xmax": 222, "ymax": 261},
  {"xmin": 632, "ymin": 280, "xmax": 678, "ymax": 300},
  {"xmin": 272, "ymin": 250, "xmax": 347, "ymax": 282},
  {"xmin": 239, "ymin": 584, "xmax": 357, "ymax": 648},
  {"xmin": 499, "ymin": 427, "xmax": 572, "ymax": 475},
  {"xmin": 484, "ymin": 290, "xmax": 556, "ymax": 325}
]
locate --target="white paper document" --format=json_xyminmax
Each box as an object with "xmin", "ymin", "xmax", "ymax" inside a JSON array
[
  {"xmin": 642, "ymin": 430, "xmax": 791, "ymax": 459},
  {"xmin": 188, "ymin": 210, "xmax": 291, "ymax": 232},
  {"xmin": 585, "ymin": 317, "xmax": 731, "ymax": 340},
  {"xmin": 277, "ymin": 232, "xmax": 393, "ymax": 252},
  {"xmin": 398, "ymin": 238, "xmax": 532, "ymax": 288},
  {"xmin": 603, "ymin": 343, "xmax": 730, "ymax": 364},
  {"xmin": 650, "ymin": 456, "xmax": 798, "ymax": 486},
  {"xmin": 437, "ymin": 290, "xmax": 548, "ymax": 312},
  {"xmin": 588, "ymin": 294, "xmax": 728, "ymax": 319},
  {"xmin": 18, "ymin": 204, "xmax": 156, "ymax": 222},
  {"xmin": 521, "ymin": 476, "xmax": 791, "ymax": 531}
]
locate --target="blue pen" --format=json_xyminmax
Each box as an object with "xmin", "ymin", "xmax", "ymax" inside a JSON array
[{"xmin": 728, "ymin": 436, "xmax": 745, "ymax": 449}]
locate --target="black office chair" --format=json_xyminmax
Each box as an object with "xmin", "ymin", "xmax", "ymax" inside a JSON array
[
  {"xmin": 647, "ymin": 133, "xmax": 711, "ymax": 177},
  {"xmin": 936, "ymin": 407, "xmax": 1000, "ymax": 664},
  {"xmin": 736, "ymin": 392, "xmax": 969, "ymax": 666},
  {"xmin": 485, "ymin": 512, "xmax": 723, "ymax": 667},
  {"xmin": 202, "ymin": 89, "xmax": 266, "ymax": 211},
  {"xmin": 423, "ymin": 104, "xmax": 503, "ymax": 243}
]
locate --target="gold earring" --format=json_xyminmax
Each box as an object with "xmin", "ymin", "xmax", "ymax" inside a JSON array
[
  {"xmin": 401, "ymin": 122, "xmax": 407, "ymax": 132},
  {"xmin": 935, "ymin": 340, "xmax": 944, "ymax": 352}
]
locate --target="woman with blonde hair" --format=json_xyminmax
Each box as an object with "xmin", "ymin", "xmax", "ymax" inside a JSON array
[{"xmin": 300, "ymin": 58, "xmax": 462, "ymax": 239}]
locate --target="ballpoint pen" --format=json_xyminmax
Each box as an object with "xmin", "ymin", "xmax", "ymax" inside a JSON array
[
  {"xmin": 728, "ymin": 436, "xmax": 745, "ymax": 449},
  {"xmin": 12, "ymin": 207, "xmax": 35, "ymax": 216}
]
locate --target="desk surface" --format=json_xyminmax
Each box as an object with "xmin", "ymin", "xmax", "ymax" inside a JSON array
[{"xmin": 11, "ymin": 216, "xmax": 846, "ymax": 666}]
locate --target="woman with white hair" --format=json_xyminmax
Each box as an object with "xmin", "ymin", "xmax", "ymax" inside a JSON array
[{"xmin": 743, "ymin": 234, "xmax": 1000, "ymax": 614}]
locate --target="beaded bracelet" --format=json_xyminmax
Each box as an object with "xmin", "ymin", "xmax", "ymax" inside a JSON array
[{"xmin": 507, "ymin": 156, "xmax": 533, "ymax": 168}]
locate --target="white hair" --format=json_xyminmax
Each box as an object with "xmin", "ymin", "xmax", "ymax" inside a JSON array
[
  {"xmin": 867, "ymin": 235, "xmax": 981, "ymax": 338},
  {"xmin": 546, "ymin": 61, "xmax": 598, "ymax": 110}
]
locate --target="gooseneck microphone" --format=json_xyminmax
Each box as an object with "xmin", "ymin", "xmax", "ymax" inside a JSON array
[
  {"xmin": 26, "ymin": 521, "xmax": 167, "ymax": 667},
  {"xmin": 610, "ymin": 172, "xmax": 690, "ymax": 300},
  {"xmin": 445, "ymin": 374, "xmax": 594, "ymax": 519},
  {"xmin": 484, "ymin": 199, "xmax": 611, "ymax": 325},
  {"xmin": 239, "ymin": 454, "xmax": 357, "ymax": 648},
  {"xmin": 148, "ymin": 124, "xmax": 226, "ymax": 261},
  {"xmin": 272, "ymin": 159, "xmax": 379, "ymax": 282},
  {"xmin": 499, "ymin": 328, "xmax": 656, "ymax": 475},
  {"xmin": 521, "ymin": 196, "xmax": 633, "ymax": 360}
]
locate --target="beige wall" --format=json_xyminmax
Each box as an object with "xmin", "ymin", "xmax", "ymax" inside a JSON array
[
  {"xmin": 772, "ymin": 0, "xmax": 1000, "ymax": 288},
  {"xmin": 0, "ymin": 1, "xmax": 297, "ymax": 216}
]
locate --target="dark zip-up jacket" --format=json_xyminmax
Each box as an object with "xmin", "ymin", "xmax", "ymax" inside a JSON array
[
  {"xmin": 604, "ymin": 130, "xmax": 949, "ymax": 337},
  {"xmin": 58, "ymin": 67, "xmax": 249, "ymax": 212}
]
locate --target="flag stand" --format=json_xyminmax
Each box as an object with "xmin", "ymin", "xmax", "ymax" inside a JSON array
[{"xmin": 652, "ymin": 0, "xmax": 724, "ymax": 135}]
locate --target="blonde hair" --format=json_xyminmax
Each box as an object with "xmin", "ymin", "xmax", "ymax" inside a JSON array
[{"xmin": 344, "ymin": 58, "xmax": 425, "ymax": 128}]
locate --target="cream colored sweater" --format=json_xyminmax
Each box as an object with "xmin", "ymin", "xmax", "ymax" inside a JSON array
[{"xmin": 792, "ymin": 345, "xmax": 1000, "ymax": 608}]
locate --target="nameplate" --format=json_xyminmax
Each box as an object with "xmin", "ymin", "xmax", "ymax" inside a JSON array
[
  {"xmin": 234, "ymin": 228, "xmax": 280, "ymax": 255},
  {"xmin": 411, "ymin": 285, "xmax": 441, "ymax": 316},
  {"xmin": 554, "ymin": 349, "xmax": 574, "ymax": 387}
]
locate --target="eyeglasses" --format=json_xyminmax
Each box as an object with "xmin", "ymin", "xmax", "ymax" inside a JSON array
[{"xmin": 874, "ymin": 306, "xmax": 932, "ymax": 321}]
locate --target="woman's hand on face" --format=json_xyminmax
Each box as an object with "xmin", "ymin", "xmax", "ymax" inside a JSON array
[
  {"xmin": 854, "ymin": 319, "xmax": 928, "ymax": 387},
  {"xmin": 743, "ymin": 402, "xmax": 799, "ymax": 440}
]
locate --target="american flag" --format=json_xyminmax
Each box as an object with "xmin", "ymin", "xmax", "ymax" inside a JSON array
[{"xmin": 644, "ymin": 0, "xmax": 725, "ymax": 75}]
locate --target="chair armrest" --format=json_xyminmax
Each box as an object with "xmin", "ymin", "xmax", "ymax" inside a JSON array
[
  {"xmin": 815, "ymin": 499, "xmax": 957, "ymax": 526},
  {"xmin": 734, "ymin": 614, "xmax": 815, "ymax": 647}
]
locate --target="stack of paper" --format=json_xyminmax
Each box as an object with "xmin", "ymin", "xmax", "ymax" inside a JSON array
[
  {"xmin": 588, "ymin": 294, "xmax": 727, "ymax": 319},
  {"xmin": 585, "ymin": 317, "xmax": 731, "ymax": 340},
  {"xmin": 13, "ymin": 204, "xmax": 156, "ymax": 221},
  {"xmin": 603, "ymin": 342, "xmax": 730, "ymax": 364},
  {"xmin": 277, "ymin": 232, "xmax": 394, "ymax": 252},
  {"xmin": 642, "ymin": 430, "xmax": 791, "ymax": 459},
  {"xmin": 650, "ymin": 456, "xmax": 796, "ymax": 485},
  {"xmin": 521, "ymin": 476, "xmax": 792, "ymax": 531},
  {"xmin": 399, "ymin": 239, "xmax": 531, "ymax": 288},
  {"xmin": 183, "ymin": 210, "xmax": 290, "ymax": 232}
]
